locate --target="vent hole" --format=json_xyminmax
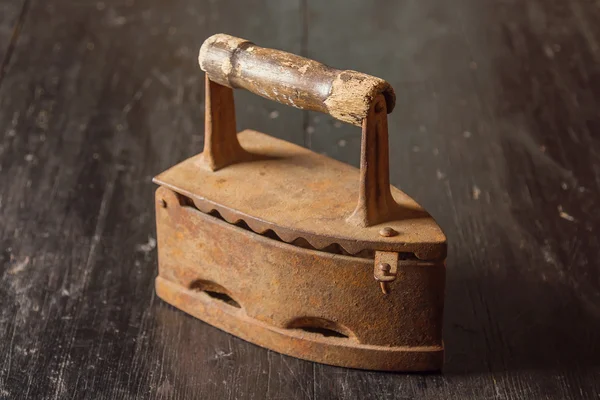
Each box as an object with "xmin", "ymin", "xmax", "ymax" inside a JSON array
[
  {"xmin": 203, "ymin": 290, "xmax": 241, "ymax": 308},
  {"xmin": 189, "ymin": 279, "xmax": 242, "ymax": 309},
  {"xmin": 286, "ymin": 317, "xmax": 355, "ymax": 340},
  {"xmin": 298, "ymin": 326, "xmax": 348, "ymax": 339}
]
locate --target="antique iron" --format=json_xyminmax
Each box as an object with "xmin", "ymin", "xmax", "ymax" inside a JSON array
[{"xmin": 154, "ymin": 34, "xmax": 446, "ymax": 371}]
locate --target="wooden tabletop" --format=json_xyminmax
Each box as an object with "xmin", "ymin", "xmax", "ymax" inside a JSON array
[{"xmin": 1, "ymin": 0, "xmax": 599, "ymax": 399}]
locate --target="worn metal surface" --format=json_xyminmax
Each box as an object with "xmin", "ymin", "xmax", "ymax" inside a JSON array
[
  {"xmin": 153, "ymin": 126, "xmax": 447, "ymax": 370},
  {"xmin": 155, "ymin": 186, "xmax": 445, "ymax": 371},
  {"xmin": 154, "ymin": 130, "xmax": 446, "ymax": 260},
  {"xmin": 154, "ymin": 34, "xmax": 447, "ymax": 371},
  {"xmin": 347, "ymin": 94, "xmax": 396, "ymax": 227},
  {"xmin": 197, "ymin": 35, "xmax": 412, "ymax": 229}
]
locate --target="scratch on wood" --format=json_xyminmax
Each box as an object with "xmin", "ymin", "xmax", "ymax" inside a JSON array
[
  {"xmin": 0, "ymin": 0, "xmax": 32, "ymax": 89},
  {"xmin": 280, "ymin": 355, "xmax": 312, "ymax": 399},
  {"xmin": 135, "ymin": 236, "xmax": 156, "ymax": 253},
  {"xmin": 1, "ymin": 319, "xmax": 17, "ymax": 386},
  {"xmin": 77, "ymin": 169, "xmax": 118, "ymax": 299},
  {"xmin": 123, "ymin": 78, "xmax": 153, "ymax": 115},
  {"xmin": 557, "ymin": 205, "xmax": 575, "ymax": 222},
  {"xmin": 8, "ymin": 255, "xmax": 30, "ymax": 274}
]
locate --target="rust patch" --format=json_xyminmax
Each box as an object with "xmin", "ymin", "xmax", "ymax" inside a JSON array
[
  {"xmin": 154, "ymin": 187, "xmax": 445, "ymax": 371},
  {"xmin": 154, "ymin": 33, "xmax": 447, "ymax": 371}
]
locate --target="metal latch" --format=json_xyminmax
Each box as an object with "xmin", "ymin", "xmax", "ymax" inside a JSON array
[{"xmin": 374, "ymin": 251, "xmax": 399, "ymax": 294}]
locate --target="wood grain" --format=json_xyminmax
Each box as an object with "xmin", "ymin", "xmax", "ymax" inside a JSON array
[
  {"xmin": 0, "ymin": 0, "xmax": 29, "ymax": 85},
  {"xmin": 199, "ymin": 33, "xmax": 396, "ymax": 126},
  {"xmin": 1, "ymin": 0, "xmax": 599, "ymax": 399}
]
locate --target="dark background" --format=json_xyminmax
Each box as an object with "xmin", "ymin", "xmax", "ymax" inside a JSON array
[{"xmin": 1, "ymin": 0, "xmax": 599, "ymax": 399}]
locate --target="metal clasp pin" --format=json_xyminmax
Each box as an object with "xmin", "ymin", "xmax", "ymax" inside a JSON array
[
  {"xmin": 374, "ymin": 262, "xmax": 396, "ymax": 294},
  {"xmin": 373, "ymin": 251, "xmax": 399, "ymax": 295}
]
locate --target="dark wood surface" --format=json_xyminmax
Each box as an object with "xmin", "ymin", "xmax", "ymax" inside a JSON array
[{"xmin": 1, "ymin": 0, "xmax": 599, "ymax": 398}]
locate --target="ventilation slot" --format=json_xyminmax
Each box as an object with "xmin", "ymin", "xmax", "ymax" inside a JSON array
[
  {"xmin": 297, "ymin": 326, "xmax": 349, "ymax": 339},
  {"xmin": 286, "ymin": 317, "xmax": 355, "ymax": 341},
  {"xmin": 189, "ymin": 280, "xmax": 241, "ymax": 309}
]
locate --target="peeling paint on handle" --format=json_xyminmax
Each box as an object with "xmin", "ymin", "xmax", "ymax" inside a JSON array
[{"xmin": 198, "ymin": 33, "xmax": 396, "ymax": 126}]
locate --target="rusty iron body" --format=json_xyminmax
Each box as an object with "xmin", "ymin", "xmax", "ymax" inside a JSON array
[{"xmin": 154, "ymin": 34, "xmax": 447, "ymax": 371}]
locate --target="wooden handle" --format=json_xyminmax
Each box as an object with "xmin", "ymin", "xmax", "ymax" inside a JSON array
[{"xmin": 198, "ymin": 34, "xmax": 396, "ymax": 127}]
